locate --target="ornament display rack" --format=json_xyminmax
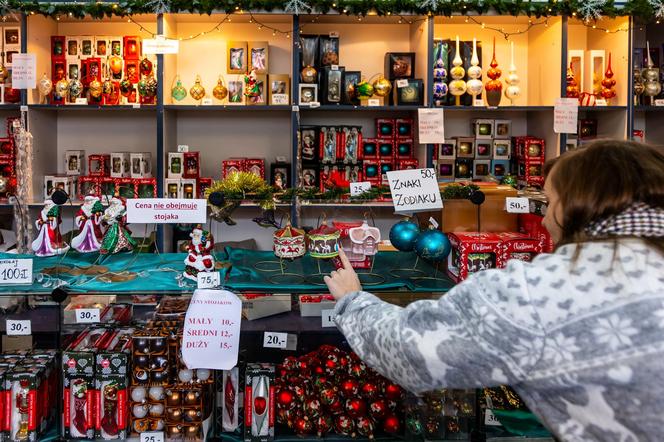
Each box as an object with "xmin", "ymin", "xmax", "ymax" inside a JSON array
[{"xmin": 633, "ymin": 19, "xmax": 664, "ymax": 144}]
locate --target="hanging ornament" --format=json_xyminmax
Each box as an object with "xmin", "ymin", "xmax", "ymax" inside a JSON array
[
  {"xmin": 54, "ymin": 77, "xmax": 70, "ymax": 100},
  {"xmin": 340, "ymin": 378, "xmax": 359, "ymax": 398},
  {"xmin": 190, "ymin": 75, "xmax": 206, "ymax": 101},
  {"xmin": 485, "ymin": 37, "xmax": 503, "ymax": 107},
  {"xmin": 384, "ymin": 383, "xmax": 403, "ymax": 401},
  {"xmin": 415, "ymin": 227, "xmax": 451, "ymax": 262},
  {"xmin": 355, "ymin": 78, "xmax": 375, "ymax": 100},
  {"xmin": 307, "ymin": 221, "xmax": 340, "ymax": 259},
  {"xmin": 120, "ymin": 78, "xmax": 133, "ymax": 97},
  {"xmin": 369, "ymin": 399, "xmax": 388, "ymax": 420},
  {"xmin": 449, "ymin": 35, "xmax": 467, "ymax": 106},
  {"xmin": 301, "ymin": 65, "xmax": 318, "ymax": 84},
  {"xmin": 432, "ymin": 41, "xmax": 448, "ymax": 104},
  {"xmin": 89, "ymin": 79, "xmax": 103, "ymax": 99},
  {"xmin": 566, "ymin": 62, "xmax": 580, "ymax": 98},
  {"xmin": 642, "ymin": 41, "xmax": 661, "ymax": 105},
  {"xmin": 361, "ymin": 381, "xmax": 379, "ymax": 400},
  {"xmin": 276, "ymin": 390, "xmax": 296, "ymax": 410},
  {"xmin": 38, "ymin": 73, "xmax": 53, "ymax": 103},
  {"xmin": 273, "ymin": 221, "xmax": 306, "ymax": 259},
  {"xmin": 504, "ymin": 41, "xmax": 521, "ymax": 105},
  {"xmin": 69, "ymin": 75, "xmax": 83, "ymax": 101},
  {"xmin": 578, "ymin": 0, "xmax": 607, "ymax": 22},
  {"xmin": 171, "ymin": 76, "xmax": 187, "ymax": 102},
  {"xmin": 108, "ymin": 55, "xmax": 123, "ymax": 76},
  {"xmin": 466, "ymin": 37, "xmax": 483, "ymax": 106},
  {"xmin": 371, "ymin": 74, "xmax": 392, "ymax": 98},
  {"xmin": 388, "ymin": 218, "xmax": 420, "ymax": 252},
  {"xmin": 213, "ymin": 76, "xmax": 229, "ymax": 101},
  {"xmin": 138, "ymin": 74, "xmax": 158, "ymax": 99},
  {"xmin": 139, "ymin": 57, "xmax": 153, "ymax": 76},
  {"xmin": 600, "ymin": 52, "xmax": 617, "ymax": 104}
]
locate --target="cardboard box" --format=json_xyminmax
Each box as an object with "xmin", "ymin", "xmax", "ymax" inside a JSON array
[
  {"xmin": 240, "ymin": 294, "xmax": 291, "ymax": 320},
  {"xmin": 244, "ymin": 363, "xmax": 275, "ymax": 442},
  {"xmin": 298, "ymin": 295, "xmax": 335, "ymax": 316},
  {"xmin": 447, "ymin": 232, "xmax": 503, "ymax": 282}
]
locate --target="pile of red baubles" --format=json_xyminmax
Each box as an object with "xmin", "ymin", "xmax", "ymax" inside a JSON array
[{"xmin": 275, "ymin": 345, "xmax": 403, "ymax": 439}]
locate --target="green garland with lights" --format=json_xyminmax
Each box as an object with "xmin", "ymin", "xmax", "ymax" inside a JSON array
[{"xmin": 5, "ymin": 0, "xmax": 662, "ymax": 21}]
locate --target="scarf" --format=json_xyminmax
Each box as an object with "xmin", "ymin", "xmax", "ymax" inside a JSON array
[{"xmin": 585, "ymin": 202, "xmax": 664, "ymax": 238}]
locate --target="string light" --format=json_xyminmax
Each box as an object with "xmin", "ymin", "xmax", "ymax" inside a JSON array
[
  {"xmin": 127, "ymin": 14, "xmax": 231, "ymax": 40},
  {"xmin": 248, "ymin": 12, "xmax": 291, "ymax": 38},
  {"xmin": 464, "ymin": 15, "xmax": 548, "ymax": 39}
]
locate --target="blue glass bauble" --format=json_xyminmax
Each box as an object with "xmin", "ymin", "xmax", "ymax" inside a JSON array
[
  {"xmin": 365, "ymin": 165, "xmax": 378, "ymax": 178},
  {"xmin": 379, "ymin": 143, "xmax": 392, "ymax": 156},
  {"xmin": 389, "ymin": 220, "xmax": 420, "ymax": 252},
  {"xmin": 414, "ymin": 229, "xmax": 451, "ymax": 262},
  {"xmin": 364, "ymin": 142, "xmax": 376, "ymax": 156},
  {"xmin": 397, "ymin": 142, "xmax": 410, "ymax": 156}
]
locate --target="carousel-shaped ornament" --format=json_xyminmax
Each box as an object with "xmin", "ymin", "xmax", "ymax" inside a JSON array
[
  {"xmin": 273, "ymin": 221, "xmax": 306, "ymax": 259},
  {"xmin": 100, "ymin": 195, "xmax": 137, "ymax": 255},
  {"xmin": 307, "ymin": 220, "xmax": 340, "ymax": 260},
  {"xmin": 31, "ymin": 199, "xmax": 70, "ymax": 257},
  {"xmin": 183, "ymin": 225, "xmax": 216, "ymax": 281},
  {"xmin": 71, "ymin": 195, "xmax": 105, "ymax": 253}
]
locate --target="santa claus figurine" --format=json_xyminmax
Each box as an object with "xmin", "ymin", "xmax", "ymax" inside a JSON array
[
  {"xmin": 183, "ymin": 224, "xmax": 215, "ymax": 281},
  {"xmin": 71, "ymin": 195, "xmax": 105, "ymax": 253},
  {"xmin": 100, "ymin": 195, "xmax": 137, "ymax": 255},
  {"xmin": 31, "ymin": 199, "xmax": 70, "ymax": 257}
]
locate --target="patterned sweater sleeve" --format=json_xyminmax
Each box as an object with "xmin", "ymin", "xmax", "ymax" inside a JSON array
[{"xmin": 333, "ymin": 260, "xmax": 546, "ymax": 393}]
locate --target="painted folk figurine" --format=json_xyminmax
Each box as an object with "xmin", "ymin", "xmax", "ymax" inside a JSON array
[
  {"xmin": 183, "ymin": 225, "xmax": 216, "ymax": 281},
  {"xmin": 31, "ymin": 199, "xmax": 70, "ymax": 256},
  {"xmin": 100, "ymin": 195, "xmax": 137, "ymax": 255},
  {"xmin": 71, "ymin": 195, "xmax": 105, "ymax": 253}
]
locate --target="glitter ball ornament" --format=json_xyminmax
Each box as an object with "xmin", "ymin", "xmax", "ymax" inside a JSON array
[
  {"xmin": 485, "ymin": 37, "xmax": 503, "ymax": 107},
  {"xmin": 334, "ymin": 414, "xmax": 355, "ymax": 436},
  {"xmin": 213, "ymin": 76, "xmax": 229, "ymax": 101},
  {"xmin": 89, "ymin": 79, "xmax": 103, "ymax": 98},
  {"xmin": 345, "ymin": 398, "xmax": 367, "ymax": 418},
  {"xmin": 383, "ymin": 413, "xmax": 402, "ymax": 434},
  {"xmin": 120, "ymin": 78, "xmax": 133, "ymax": 97},
  {"xmin": 356, "ymin": 416, "xmax": 375, "ymax": 439},
  {"xmin": 340, "ymin": 378, "xmax": 359, "ymax": 397},
  {"xmin": 277, "ymin": 390, "xmax": 296, "ymax": 409},
  {"xmin": 449, "ymin": 35, "xmax": 467, "ymax": 105},
  {"xmin": 389, "ymin": 218, "xmax": 420, "ymax": 252},
  {"xmin": 294, "ymin": 417, "xmax": 314, "ymax": 435}
]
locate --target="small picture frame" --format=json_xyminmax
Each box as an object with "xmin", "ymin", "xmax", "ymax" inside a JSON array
[
  {"xmin": 384, "ymin": 52, "xmax": 416, "ymax": 80},
  {"xmin": 343, "ymin": 71, "xmax": 361, "ymax": 105},
  {"xmin": 270, "ymin": 163, "xmax": 291, "ymax": 191},
  {"xmin": 475, "ymin": 141, "xmax": 492, "ymax": 159},
  {"xmin": 393, "ymin": 79, "xmax": 423, "ymax": 106},
  {"xmin": 473, "ymin": 160, "xmax": 491, "ymax": 180},
  {"xmin": 301, "ymin": 167, "xmax": 318, "ymax": 189},
  {"xmin": 167, "ymin": 152, "xmax": 184, "ymax": 178},
  {"xmin": 300, "ymin": 126, "xmax": 319, "ymax": 162},
  {"xmin": 437, "ymin": 141, "xmax": 456, "ymax": 160},
  {"xmin": 491, "ymin": 160, "xmax": 510, "ymax": 178},
  {"xmin": 473, "ymin": 119, "xmax": 494, "ymax": 139},
  {"xmin": 227, "ymin": 41, "xmax": 248, "ymax": 74},
  {"xmin": 5, "ymin": 50, "xmax": 17, "ymax": 67},
  {"xmin": 455, "ymin": 137, "xmax": 475, "ymax": 158},
  {"xmin": 248, "ymin": 41, "xmax": 269, "ymax": 74},
  {"xmin": 268, "ymin": 74, "xmax": 290, "ymax": 105},
  {"xmin": 4, "ymin": 28, "xmax": 19, "ymax": 46},
  {"xmin": 494, "ymin": 119, "xmax": 512, "ymax": 138},
  {"xmin": 65, "ymin": 150, "xmax": 85, "ymax": 176},
  {"xmin": 228, "ymin": 80, "xmax": 245, "ymax": 104},
  {"xmin": 437, "ymin": 160, "xmax": 455, "ymax": 181},
  {"xmin": 299, "ymin": 84, "xmax": 318, "ymax": 105},
  {"xmin": 247, "ymin": 74, "xmax": 267, "ymax": 105},
  {"xmin": 492, "ymin": 139, "xmax": 511, "ymax": 160}
]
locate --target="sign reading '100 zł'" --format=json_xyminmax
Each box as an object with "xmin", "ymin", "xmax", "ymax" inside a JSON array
[
  {"xmin": 386, "ymin": 168, "xmax": 443, "ymax": 214},
  {"xmin": 126, "ymin": 199, "xmax": 207, "ymax": 224}
]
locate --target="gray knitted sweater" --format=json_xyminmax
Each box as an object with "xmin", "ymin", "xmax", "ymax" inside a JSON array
[{"xmin": 333, "ymin": 239, "xmax": 664, "ymax": 441}]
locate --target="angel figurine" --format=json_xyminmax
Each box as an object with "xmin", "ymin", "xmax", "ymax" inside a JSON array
[
  {"xmin": 183, "ymin": 225, "xmax": 216, "ymax": 281},
  {"xmin": 71, "ymin": 195, "xmax": 105, "ymax": 253},
  {"xmin": 100, "ymin": 195, "xmax": 137, "ymax": 255},
  {"xmin": 31, "ymin": 199, "xmax": 70, "ymax": 257}
]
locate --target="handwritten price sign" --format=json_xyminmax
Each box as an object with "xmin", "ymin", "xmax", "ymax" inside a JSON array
[
  {"xmin": 0, "ymin": 259, "xmax": 33, "ymax": 285},
  {"xmin": 386, "ymin": 168, "xmax": 443, "ymax": 213}
]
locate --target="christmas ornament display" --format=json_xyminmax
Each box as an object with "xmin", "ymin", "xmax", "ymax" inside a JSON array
[
  {"xmin": 275, "ymin": 346, "xmax": 404, "ymax": 438},
  {"xmin": 566, "ymin": 62, "xmax": 580, "ymax": 98},
  {"xmin": 307, "ymin": 221, "xmax": 340, "ymax": 259},
  {"xmin": 71, "ymin": 195, "xmax": 105, "ymax": 253},
  {"xmin": 171, "ymin": 76, "xmax": 187, "ymax": 102},
  {"xmin": 466, "ymin": 38, "xmax": 483, "ymax": 105},
  {"xmin": 183, "ymin": 224, "xmax": 215, "ymax": 281},
  {"xmin": 600, "ymin": 52, "xmax": 616, "ymax": 103},
  {"xmin": 642, "ymin": 42, "xmax": 661, "ymax": 105},
  {"xmin": 389, "ymin": 218, "xmax": 420, "ymax": 252},
  {"xmin": 189, "ymin": 75, "xmax": 206, "ymax": 101},
  {"xmin": 31, "ymin": 199, "xmax": 70, "ymax": 257},
  {"xmin": 213, "ymin": 75, "xmax": 229, "ymax": 101},
  {"xmin": 273, "ymin": 221, "xmax": 306, "ymax": 259},
  {"xmin": 504, "ymin": 41, "xmax": 521, "ymax": 105},
  {"xmin": 415, "ymin": 227, "xmax": 451, "ymax": 262},
  {"xmin": 449, "ymin": 36, "xmax": 467, "ymax": 105},
  {"xmin": 100, "ymin": 195, "xmax": 137, "ymax": 255},
  {"xmin": 485, "ymin": 37, "xmax": 502, "ymax": 107}
]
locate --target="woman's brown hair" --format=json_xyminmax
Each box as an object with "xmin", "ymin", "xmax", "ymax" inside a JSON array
[{"xmin": 544, "ymin": 139, "xmax": 664, "ymax": 255}]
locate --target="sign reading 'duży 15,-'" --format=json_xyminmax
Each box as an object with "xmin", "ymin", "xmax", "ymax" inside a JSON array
[{"xmin": 126, "ymin": 199, "xmax": 207, "ymax": 224}]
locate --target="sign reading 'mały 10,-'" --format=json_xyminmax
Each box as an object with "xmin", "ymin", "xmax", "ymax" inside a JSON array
[{"xmin": 126, "ymin": 199, "xmax": 207, "ymax": 224}]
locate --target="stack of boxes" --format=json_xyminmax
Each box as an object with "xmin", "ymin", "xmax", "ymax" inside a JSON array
[
  {"xmin": 165, "ymin": 151, "xmax": 213, "ymax": 199},
  {"xmin": 514, "ymin": 136, "xmax": 545, "ymax": 188},
  {"xmin": 221, "ymin": 158, "xmax": 266, "ymax": 179},
  {"xmin": 0, "ymin": 118, "xmax": 19, "ymax": 199}
]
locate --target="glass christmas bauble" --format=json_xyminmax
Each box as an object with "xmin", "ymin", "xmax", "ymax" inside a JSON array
[
  {"xmin": 138, "ymin": 75, "xmax": 157, "ymax": 98},
  {"xmin": 102, "ymin": 78, "xmax": 114, "ymax": 95},
  {"xmin": 55, "ymin": 78, "xmax": 69, "ymax": 99},
  {"xmin": 433, "ymin": 81, "xmax": 448, "ymax": 99},
  {"xmin": 389, "ymin": 219, "xmax": 420, "ymax": 252},
  {"xmin": 38, "ymin": 74, "xmax": 53, "ymax": 97},
  {"xmin": 501, "ymin": 173, "xmax": 517, "ymax": 187},
  {"xmin": 120, "ymin": 78, "xmax": 133, "ymax": 97},
  {"xmin": 171, "ymin": 76, "xmax": 187, "ymax": 102},
  {"xmin": 89, "ymin": 79, "xmax": 103, "ymax": 98},
  {"xmin": 414, "ymin": 229, "xmax": 450, "ymax": 262},
  {"xmin": 372, "ymin": 76, "xmax": 392, "ymax": 97},
  {"xmin": 213, "ymin": 76, "xmax": 228, "ymax": 101},
  {"xmin": 301, "ymin": 65, "xmax": 317, "ymax": 84},
  {"xmin": 69, "ymin": 77, "xmax": 83, "ymax": 99},
  {"xmin": 139, "ymin": 57, "xmax": 153, "ymax": 76},
  {"xmin": 109, "ymin": 56, "xmax": 123, "ymax": 76},
  {"xmin": 355, "ymin": 80, "xmax": 374, "ymax": 100},
  {"xmin": 0, "ymin": 64, "xmax": 8, "ymax": 83},
  {"xmin": 190, "ymin": 75, "xmax": 206, "ymax": 101}
]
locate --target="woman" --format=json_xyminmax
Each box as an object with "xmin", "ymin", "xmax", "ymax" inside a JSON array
[{"xmin": 325, "ymin": 140, "xmax": 664, "ymax": 442}]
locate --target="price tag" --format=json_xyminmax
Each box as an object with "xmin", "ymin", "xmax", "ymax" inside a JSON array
[
  {"xmin": 655, "ymin": 99, "xmax": 664, "ymax": 106},
  {"xmin": 276, "ymin": 156, "xmax": 287, "ymax": 163},
  {"xmin": 140, "ymin": 432, "xmax": 165, "ymax": 442},
  {"xmin": 595, "ymin": 99, "xmax": 607, "ymax": 106},
  {"xmin": 6, "ymin": 320, "xmax": 31, "ymax": 336},
  {"xmin": 271, "ymin": 94, "xmax": 289, "ymax": 105},
  {"xmin": 263, "ymin": 332, "xmax": 288, "ymax": 349},
  {"xmin": 331, "ymin": 65, "xmax": 339, "ymax": 71},
  {"xmin": 75, "ymin": 308, "xmax": 101, "ymax": 324},
  {"xmin": 132, "ymin": 103, "xmax": 141, "ymax": 109},
  {"xmin": 321, "ymin": 309, "xmax": 335, "ymax": 328},
  {"xmin": 308, "ymin": 101, "xmax": 320, "ymax": 108},
  {"xmin": 367, "ymin": 99, "xmax": 380, "ymax": 107},
  {"xmin": 74, "ymin": 98, "xmax": 88, "ymax": 105},
  {"xmin": 396, "ymin": 79, "xmax": 409, "ymax": 88},
  {"xmin": 429, "ymin": 217, "xmax": 439, "ymax": 229},
  {"xmin": 0, "ymin": 259, "xmax": 33, "ymax": 285},
  {"xmin": 197, "ymin": 272, "xmax": 220, "ymax": 289},
  {"xmin": 350, "ymin": 181, "xmax": 371, "ymax": 196},
  {"xmin": 474, "ymin": 99, "xmax": 484, "ymax": 107},
  {"xmin": 485, "ymin": 409, "xmax": 502, "ymax": 426},
  {"xmin": 201, "ymin": 98, "xmax": 213, "ymax": 106},
  {"xmin": 505, "ymin": 197, "xmax": 529, "ymax": 213},
  {"xmin": 417, "ymin": 108, "xmax": 445, "ymax": 143},
  {"xmin": 329, "ymin": 31, "xmax": 339, "ymax": 38},
  {"xmin": 386, "ymin": 168, "xmax": 443, "ymax": 214},
  {"xmin": 177, "ymin": 144, "xmax": 189, "ymax": 153},
  {"xmin": 292, "ymin": 105, "xmax": 300, "ymax": 112},
  {"xmin": 20, "ymin": 105, "xmax": 28, "ymax": 113}
]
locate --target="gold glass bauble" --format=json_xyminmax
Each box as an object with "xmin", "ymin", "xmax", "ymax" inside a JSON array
[
  {"xmin": 55, "ymin": 78, "xmax": 69, "ymax": 99},
  {"xmin": 102, "ymin": 78, "xmax": 114, "ymax": 95},
  {"xmin": 109, "ymin": 55, "xmax": 123, "ymax": 75},
  {"xmin": 89, "ymin": 79, "xmax": 103, "ymax": 98},
  {"xmin": 301, "ymin": 65, "xmax": 317, "ymax": 84},
  {"xmin": 189, "ymin": 75, "xmax": 206, "ymax": 101},
  {"xmin": 213, "ymin": 76, "xmax": 228, "ymax": 101},
  {"xmin": 372, "ymin": 75, "xmax": 392, "ymax": 97},
  {"xmin": 38, "ymin": 73, "xmax": 53, "ymax": 97},
  {"xmin": 0, "ymin": 64, "xmax": 8, "ymax": 84}
]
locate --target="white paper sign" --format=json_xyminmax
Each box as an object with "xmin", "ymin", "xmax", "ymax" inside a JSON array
[
  {"xmin": 655, "ymin": 99, "xmax": 664, "ymax": 106},
  {"xmin": 386, "ymin": 168, "xmax": 443, "ymax": 214},
  {"xmin": 6, "ymin": 320, "xmax": 31, "ymax": 336},
  {"xmin": 350, "ymin": 181, "xmax": 371, "ymax": 196},
  {"xmin": 197, "ymin": 272, "xmax": 220, "ymax": 289},
  {"xmin": 505, "ymin": 197, "xmax": 530, "ymax": 213},
  {"xmin": 554, "ymin": 98, "xmax": 578, "ymax": 134},
  {"xmin": 595, "ymin": 99, "xmax": 607, "ymax": 106},
  {"xmin": 201, "ymin": 98, "xmax": 213, "ymax": 106},
  {"xmin": 74, "ymin": 98, "xmax": 88, "ymax": 105},
  {"xmin": 396, "ymin": 79, "xmax": 409, "ymax": 88},
  {"xmin": 142, "ymin": 37, "xmax": 179, "ymax": 54},
  {"xmin": 263, "ymin": 332, "xmax": 288, "ymax": 349},
  {"xmin": 126, "ymin": 198, "xmax": 207, "ymax": 224},
  {"xmin": 0, "ymin": 259, "xmax": 33, "ymax": 285},
  {"xmin": 76, "ymin": 309, "xmax": 101, "ymax": 323},
  {"xmin": 140, "ymin": 432, "xmax": 165, "ymax": 442},
  {"xmin": 11, "ymin": 54, "xmax": 36, "ymax": 89},
  {"xmin": 181, "ymin": 289, "xmax": 242, "ymax": 370},
  {"xmin": 271, "ymin": 94, "xmax": 289, "ymax": 105},
  {"xmin": 367, "ymin": 98, "xmax": 380, "ymax": 107},
  {"xmin": 321, "ymin": 309, "xmax": 335, "ymax": 328},
  {"xmin": 417, "ymin": 108, "xmax": 445, "ymax": 144},
  {"xmin": 485, "ymin": 409, "xmax": 502, "ymax": 426},
  {"xmin": 177, "ymin": 144, "xmax": 189, "ymax": 152}
]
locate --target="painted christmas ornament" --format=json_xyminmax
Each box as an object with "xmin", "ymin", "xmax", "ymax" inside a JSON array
[
  {"xmin": 415, "ymin": 228, "xmax": 451, "ymax": 262},
  {"xmin": 485, "ymin": 37, "xmax": 503, "ymax": 107},
  {"xmin": 89, "ymin": 79, "xmax": 103, "ymax": 98},
  {"xmin": 566, "ymin": 62, "xmax": 580, "ymax": 98},
  {"xmin": 355, "ymin": 79, "xmax": 375, "ymax": 100},
  {"xmin": 307, "ymin": 222, "xmax": 340, "ymax": 259},
  {"xmin": 388, "ymin": 219, "xmax": 420, "ymax": 252},
  {"xmin": 273, "ymin": 221, "xmax": 306, "ymax": 259},
  {"xmin": 120, "ymin": 78, "xmax": 133, "ymax": 97},
  {"xmin": 109, "ymin": 55, "xmax": 123, "ymax": 76},
  {"xmin": 38, "ymin": 73, "xmax": 53, "ymax": 102},
  {"xmin": 601, "ymin": 52, "xmax": 617, "ymax": 103},
  {"xmin": 139, "ymin": 57, "xmax": 153, "ymax": 76},
  {"xmin": 642, "ymin": 41, "xmax": 661, "ymax": 104},
  {"xmin": 190, "ymin": 75, "xmax": 206, "ymax": 101},
  {"xmin": 301, "ymin": 65, "xmax": 317, "ymax": 84},
  {"xmin": 213, "ymin": 76, "xmax": 228, "ymax": 101},
  {"xmin": 68, "ymin": 75, "xmax": 83, "ymax": 100},
  {"xmin": 138, "ymin": 74, "xmax": 157, "ymax": 99},
  {"xmin": 0, "ymin": 64, "xmax": 8, "ymax": 83},
  {"xmin": 171, "ymin": 76, "xmax": 187, "ymax": 102},
  {"xmin": 633, "ymin": 66, "xmax": 644, "ymax": 105}
]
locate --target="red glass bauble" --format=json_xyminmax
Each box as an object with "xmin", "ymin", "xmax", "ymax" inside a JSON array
[
  {"xmin": 319, "ymin": 387, "xmax": 337, "ymax": 406},
  {"xmin": 324, "ymin": 358, "xmax": 338, "ymax": 374},
  {"xmin": 276, "ymin": 390, "xmax": 295, "ymax": 410},
  {"xmin": 140, "ymin": 57, "xmax": 153, "ymax": 76},
  {"xmin": 4, "ymin": 87, "xmax": 20, "ymax": 103},
  {"xmin": 369, "ymin": 399, "xmax": 388, "ymax": 420},
  {"xmin": 294, "ymin": 417, "xmax": 314, "ymax": 435},
  {"xmin": 350, "ymin": 362, "xmax": 366, "ymax": 378},
  {"xmin": 314, "ymin": 365, "xmax": 325, "ymax": 376},
  {"xmin": 345, "ymin": 398, "xmax": 367, "ymax": 418},
  {"xmin": 316, "ymin": 415, "xmax": 333, "ymax": 437},
  {"xmin": 356, "ymin": 416, "xmax": 375, "ymax": 439},
  {"xmin": 283, "ymin": 356, "xmax": 298, "ymax": 370},
  {"xmin": 303, "ymin": 397, "xmax": 322, "ymax": 417},
  {"xmin": 361, "ymin": 382, "xmax": 379, "ymax": 400},
  {"xmin": 383, "ymin": 414, "xmax": 401, "ymax": 434},
  {"xmin": 385, "ymin": 383, "xmax": 402, "ymax": 400},
  {"xmin": 340, "ymin": 378, "xmax": 359, "ymax": 397},
  {"xmin": 329, "ymin": 397, "xmax": 344, "ymax": 415},
  {"xmin": 334, "ymin": 414, "xmax": 355, "ymax": 436}
]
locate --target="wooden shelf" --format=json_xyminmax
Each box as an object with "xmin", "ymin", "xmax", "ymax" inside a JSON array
[
  {"xmin": 28, "ymin": 104, "xmax": 156, "ymax": 111},
  {"xmin": 165, "ymin": 104, "xmax": 291, "ymax": 111},
  {"xmin": 300, "ymin": 105, "xmax": 421, "ymax": 111}
]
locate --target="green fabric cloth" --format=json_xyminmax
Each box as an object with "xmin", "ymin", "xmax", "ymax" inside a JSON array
[
  {"xmin": 0, "ymin": 248, "xmax": 453, "ymax": 294},
  {"xmin": 492, "ymin": 409, "xmax": 553, "ymax": 438}
]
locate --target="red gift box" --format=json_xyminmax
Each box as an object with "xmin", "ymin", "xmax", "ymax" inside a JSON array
[
  {"xmin": 396, "ymin": 118, "xmax": 414, "ymax": 139},
  {"xmin": 198, "ymin": 177, "xmax": 212, "ymax": 198},
  {"xmin": 517, "ymin": 158, "xmax": 544, "ymax": 188},
  {"xmin": 77, "ymin": 176, "xmax": 100, "ymax": 199},
  {"xmin": 88, "ymin": 154, "xmax": 111, "ymax": 177},
  {"xmin": 377, "ymin": 139, "xmax": 394, "ymax": 159},
  {"xmin": 360, "ymin": 138, "xmax": 378, "ymax": 160},
  {"xmin": 99, "ymin": 177, "xmax": 117, "ymax": 198},
  {"xmin": 116, "ymin": 177, "xmax": 136, "ymax": 198},
  {"xmin": 363, "ymin": 160, "xmax": 381, "ymax": 183},
  {"xmin": 447, "ymin": 232, "xmax": 504, "ymax": 282},
  {"xmin": 82, "ymin": 57, "xmax": 102, "ymax": 87},
  {"xmin": 518, "ymin": 213, "xmax": 554, "ymax": 253},
  {"xmin": 124, "ymin": 59, "xmax": 140, "ymax": 84},
  {"xmin": 134, "ymin": 177, "xmax": 157, "ymax": 198},
  {"xmin": 245, "ymin": 158, "xmax": 265, "ymax": 179},
  {"xmin": 183, "ymin": 152, "xmax": 200, "ymax": 178},
  {"xmin": 0, "ymin": 137, "xmax": 14, "ymax": 161},
  {"xmin": 395, "ymin": 138, "xmax": 414, "ymax": 159},
  {"xmin": 514, "ymin": 136, "xmax": 545, "ymax": 161},
  {"xmin": 122, "ymin": 36, "xmax": 141, "ymax": 59},
  {"xmin": 376, "ymin": 118, "xmax": 395, "ymax": 139},
  {"xmin": 497, "ymin": 232, "xmax": 542, "ymax": 264},
  {"xmin": 51, "ymin": 36, "xmax": 66, "ymax": 59},
  {"xmin": 397, "ymin": 158, "xmax": 419, "ymax": 170},
  {"xmin": 222, "ymin": 158, "xmax": 245, "ymax": 178}
]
